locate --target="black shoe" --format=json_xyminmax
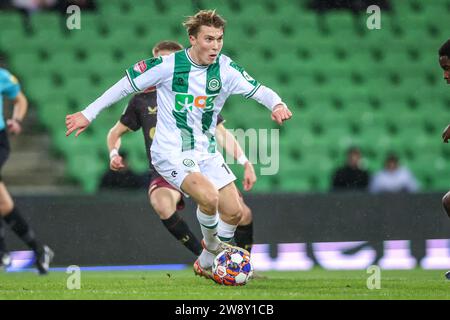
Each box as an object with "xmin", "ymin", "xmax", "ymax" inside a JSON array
[
  {"xmin": 0, "ymin": 252, "xmax": 11, "ymax": 270},
  {"xmin": 35, "ymin": 246, "xmax": 54, "ymax": 275}
]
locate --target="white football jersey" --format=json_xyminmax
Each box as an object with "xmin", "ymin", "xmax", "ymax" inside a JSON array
[{"xmin": 125, "ymin": 49, "xmax": 262, "ymax": 157}]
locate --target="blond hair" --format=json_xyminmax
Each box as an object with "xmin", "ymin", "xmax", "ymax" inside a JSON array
[
  {"xmin": 182, "ymin": 9, "xmax": 226, "ymax": 36},
  {"xmin": 152, "ymin": 40, "xmax": 184, "ymax": 56}
]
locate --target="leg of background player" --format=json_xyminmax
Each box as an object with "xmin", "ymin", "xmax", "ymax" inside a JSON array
[
  {"xmin": 235, "ymin": 199, "xmax": 254, "ymax": 253},
  {"xmin": 0, "ymin": 218, "xmax": 5, "ymax": 253},
  {"xmin": 0, "ymin": 183, "xmax": 40, "ymax": 252},
  {"xmin": 0, "ymin": 217, "xmax": 10, "ymax": 268},
  {"xmin": 234, "ymin": 198, "xmax": 268, "ymax": 280},
  {"xmin": 441, "ymin": 191, "xmax": 450, "ymax": 280},
  {"xmin": 0, "ymin": 182, "xmax": 53, "ymax": 274},
  {"xmin": 149, "ymin": 187, "xmax": 202, "ymax": 256}
]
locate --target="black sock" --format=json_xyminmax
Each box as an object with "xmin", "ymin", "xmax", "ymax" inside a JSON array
[
  {"xmin": 3, "ymin": 207, "xmax": 42, "ymax": 253},
  {"xmin": 235, "ymin": 222, "xmax": 254, "ymax": 253},
  {"xmin": 0, "ymin": 217, "xmax": 6, "ymax": 254},
  {"xmin": 161, "ymin": 212, "xmax": 202, "ymax": 256}
]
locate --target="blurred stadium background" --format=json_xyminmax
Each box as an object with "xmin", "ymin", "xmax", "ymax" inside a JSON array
[{"xmin": 0, "ymin": 0, "xmax": 450, "ymax": 273}]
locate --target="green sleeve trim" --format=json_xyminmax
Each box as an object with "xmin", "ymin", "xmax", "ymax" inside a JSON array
[
  {"xmin": 245, "ymin": 83, "xmax": 261, "ymax": 99},
  {"xmin": 125, "ymin": 69, "xmax": 140, "ymax": 92}
]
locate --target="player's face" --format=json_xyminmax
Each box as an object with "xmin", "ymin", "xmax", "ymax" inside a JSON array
[
  {"xmin": 439, "ymin": 55, "xmax": 450, "ymax": 84},
  {"xmin": 189, "ymin": 25, "xmax": 223, "ymax": 65}
]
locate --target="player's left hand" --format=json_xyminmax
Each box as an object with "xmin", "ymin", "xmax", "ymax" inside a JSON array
[
  {"xmin": 110, "ymin": 155, "xmax": 126, "ymax": 171},
  {"xmin": 7, "ymin": 119, "xmax": 22, "ymax": 135},
  {"xmin": 271, "ymin": 104, "xmax": 292, "ymax": 125},
  {"xmin": 243, "ymin": 161, "xmax": 257, "ymax": 191},
  {"xmin": 442, "ymin": 124, "xmax": 450, "ymax": 143},
  {"xmin": 66, "ymin": 112, "xmax": 90, "ymax": 137}
]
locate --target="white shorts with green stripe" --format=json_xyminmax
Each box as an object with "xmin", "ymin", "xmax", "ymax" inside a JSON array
[{"xmin": 151, "ymin": 151, "xmax": 236, "ymax": 196}]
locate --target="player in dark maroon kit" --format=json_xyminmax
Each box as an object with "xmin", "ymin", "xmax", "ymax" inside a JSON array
[
  {"xmin": 107, "ymin": 41, "xmax": 256, "ymax": 266},
  {"xmin": 438, "ymin": 39, "xmax": 450, "ymax": 280}
]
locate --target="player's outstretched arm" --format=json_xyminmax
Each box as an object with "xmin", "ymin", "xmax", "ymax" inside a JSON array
[
  {"xmin": 65, "ymin": 76, "xmax": 136, "ymax": 137},
  {"xmin": 442, "ymin": 124, "xmax": 450, "ymax": 143},
  {"xmin": 107, "ymin": 121, "xmax": 131, "ymax": 171},
  {"xmin": 7, "ymin": 91, "xmax": 28, "ymax": 135},
  {"xmin": 271, "ymin": 103, "xmax": 293, "ymax": 125},
  {"xmin": 215, "ymin": 123, "xmax": 256, "ymax": 191}
]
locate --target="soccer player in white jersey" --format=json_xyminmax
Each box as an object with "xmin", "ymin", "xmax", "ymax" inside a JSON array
[
  {"xmin": 65, "ymin": 10, "xmax": 292, "ymax": 275},
  {"xmin": 108, "ymin": 40, "xmax": 256, "ymax": 260}
]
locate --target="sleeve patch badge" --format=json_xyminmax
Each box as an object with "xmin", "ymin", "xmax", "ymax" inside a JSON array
[{"xmin": 133, "ymin": 60, "xmax": 148, "ymax": 74}]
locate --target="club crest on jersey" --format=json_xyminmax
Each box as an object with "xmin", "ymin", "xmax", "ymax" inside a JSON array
[
  {"xmin": 207, "ymin": 77, "xmax": 221, "ymax": 92},
  {"xmin": 133, "ymin": 60, "xmax": 147, "ymax": 74}
]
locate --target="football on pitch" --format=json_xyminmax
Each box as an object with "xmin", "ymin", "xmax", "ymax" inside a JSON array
[{"xmin": 212, "ymin": 248, "xmax": 253, "ymax": 286}]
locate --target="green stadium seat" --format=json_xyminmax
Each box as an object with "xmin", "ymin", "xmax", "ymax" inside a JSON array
[
  {"xmin": 164, "ymin": 0, "xmax": 196, "ymax": 18},
  {"xmin": 323, "ymin": 11, "xmax": 356, "ymax": 36},
  {"xmin": 30, "ymin": 12, "xmax": 62, "ymax": 30},
  {"xmin": 97, "ymin": 0, "xmax": 126, "ymax": 18},
  {"xmin": 125, "ymin": 1, "xmax": 160, "ymax": 18},
  {"xmin": 66, "ymin": 153, "xmax": 105, "ymax": 193},
  {"xmin": 0, "ymin": 11, "xmax": 23, "ymax": 29},
  {"xmin": 278, "ymin": 4, "xmax": 317, "ymax": 25},
  {"xmin": 278, "ymin": 172, "xmax": 311, "ymax": 193}
]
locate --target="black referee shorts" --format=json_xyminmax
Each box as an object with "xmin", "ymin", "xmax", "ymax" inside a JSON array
[{"xmin": 0, "ymin": 130, "xmax": 10, "ymax": 181}]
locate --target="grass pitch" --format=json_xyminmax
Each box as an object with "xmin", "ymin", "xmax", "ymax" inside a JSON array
[{"xmin": 0, "ymin": 268, "xmax": 449, "ymax": 300}]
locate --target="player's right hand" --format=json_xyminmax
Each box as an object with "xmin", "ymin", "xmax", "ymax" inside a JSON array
[
  {"xmin": 7, "ymin": 119, "xmax": 22, "ymax": 135},
  {"xmin": 110, "ymin": 155, "xmax": 126, "ymax": 171},
  {"xmin": 442, "ymin": 124, "xmax": 450, "ymax": 143},
  {"xmin": 65, "ymin": 112, "xmax": 90, "ymax": 137}
]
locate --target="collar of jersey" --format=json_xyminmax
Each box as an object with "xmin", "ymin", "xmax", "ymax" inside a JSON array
[{"xmin": 185, "ymin": 48, "xmax": 211, "ymax": 69}]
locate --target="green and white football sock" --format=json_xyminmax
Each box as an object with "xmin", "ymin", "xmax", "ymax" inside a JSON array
[
  {"xmin": 218, "ymin": 218, "xmax": 237, "ymax": 244},
  {"xmin": 196, "ymin": 207, "xmax": 219, "ymax": 250}
]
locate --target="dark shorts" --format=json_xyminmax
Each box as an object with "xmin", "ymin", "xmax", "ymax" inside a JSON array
[
  {"xmin": 0, "ymin": 130, "xmax": 10, "ymax": 180},
  {"xmin": 148, "ymin": 172, "xmax": 185, "ymax": 211}
]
